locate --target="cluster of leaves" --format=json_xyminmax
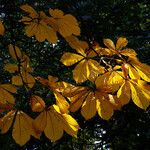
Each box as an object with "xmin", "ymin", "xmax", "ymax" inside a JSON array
[{"xmin": 0, "ymin": 4, "xmax": 150, "ymax": 147}]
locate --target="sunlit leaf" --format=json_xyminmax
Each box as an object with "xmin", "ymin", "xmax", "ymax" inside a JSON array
[
  {"xmin": 81, "ymin": 92, "xmax": 97, "ymax": 120},
  {"xmin": 54, "ymin": 91, "xmax": 69, "ymax": 113},
  {"xmin": 96, "ymin": 98, "xmax": 114, "ymax": 120},
  {"xmin": 116, "ymin": 37, "xmax": 128, "ymax": 50},
  {"xmin": 117, "ymin": 81, "xmax": 131, "ymax": 105},
  {"xmin": 60, "ymin": 53, "xmax": 84, "ymax": 66},
  {"xmin": 73, "ymin": 60, "xmax": 89, "ymax": 83},
  {"xmin": 103, "ymin": 38, "xmax": 115, "ymax": 50},
  {"xmin": 130, "ymin": 82, "xmax": 150, "ymax": 110}
]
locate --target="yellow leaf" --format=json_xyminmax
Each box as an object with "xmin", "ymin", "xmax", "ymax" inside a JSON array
[
  {"xmin": 44, "ymin": 25, "xmax": 57, "ymax": 44},
  {"xmin": 35, "ymin": 24, "xmax": 46, "ymax": 42},
  {"xmin": 0, "ymin": 21, "xmax": 5, "ymax": 35},
  {"xmin": 49, "ymin": 9, "xmax": 80, "ymax": 37},
  {"xmin": 44, "ymin": 107, "xmax": 63, "ymax": 142},
  {"xmin": 95, "ymin": 73, "xmax": 109, "ymax": 88},
  {"xmin": 12, "ymin": 75, "xmax": 23, "ymax": 86},
  {"xmin": 63, "ymin": 85, "xmax": 88, "ymax": 97},
  {"xmin": 8, "ymin": 44, "xmax": 22, "ymax": 60},
  {"xmin": 129, "ymin": 82, "xmax": 149, "ymax": 110},
  {"xmin": 69, "ymin": 91, "xmax": 89, "ymax": 112},
  {"xmin": 103, "ymin": 38, "xmax": 115, "ymax": 50},
  {"xmin": 4, "ymin": 64, "xmax": 18, "ymax": 73},
  {"xmin": 61, "ymin": 113, "xmax": 79, "ymax": 137},
  {"xmin": 128, "ymin": 64, "xmax": 140, "ymax": 79},
  {"xmin": 33, "ymin": 111, "xmax": 47, "ymax": 137},
  {"xmin": 117, "ymin": 81, "xmax": 131, "ymax": 105},
  {"xmin": 0, "ymin": 86, "xmax": 16, "ymax": 104},
  {"xmin": 133, "ymin": 62, "xmax": 150, "ymax": 82},
  {"xmin": 96, "ymin": 98, "xmax": 114, "ymax": 120},
  {"xmin": 108, "ymin": 95, "xmax": 122, "ymax": 110},
  {"xmin": 108, "ymin": 71, "xmax": 124, "ymax": 85},
  {"xmin": 95, "ymin": 72, "xmax": 122, "ymax": 93},
  {"xmin": 116, "ymin": 37, "xmax": 128, "ymax": 50},
  {"xmin": 61, "ymin": 52, "xmax": 84, "ymax": 66},
  {"xmin": 73, "ymin": 60, "xmax": 89, "ymax": 83},
  {"xmin": 49, "ymin": 9, "xmax": 64, "ymax": 18},
  {"xmin": 12, "ymin": 111, "xmax": 34, "ymax": 146},
  {"xmin": 30, "ymin": 95, "xmax": 45, "ymax": 112},
  {"xmin": 121, "ymin": 48, "xmax": 137, "ymax": 58},
  {"xmin": 81, "ymin": 92, "xmax": 97, "ymax": 120},
  {"xmin": 65, "ymin": 35, "xmax": 87, "ymax": 55},
  {"xmin": 137, "ymin": 80, "xmax": 150, "ymax": 91},
  {"xmin": 60, "ymin": 14, "xmax": 80, "ymax": 36},
  {"xmin": 0, "ymin": 84, "xmax": 17, "ymax": 93},
  {"xmin": 25, "ymin": 22, "xmax": 38, "ymax": 37},
  {"xmin": 0, "ymin": 110, "xmax": 15, "ymax": 133},
  {"xmin": 22, "ymin": 72, "xmax": 35, "ymax": 88},
  {"xmin": 54, "ymin": 91, "xmax": 69, "ymax": 113},
  {"xmin": 20, "ymin": 16, "xmax": 32, "ymax": 24},
  {"xmin": 88, "ymin": 59, "xmax": 104, "ymax": 82},
  {"xmin": 87, "ymin": 42, "xmax": 112, "ymax": 57},
  {"xmin": 44, "ymin": 105, "xmax": 79, "ymax": 141},
  {"xmin": 20, "ymin": 4, "xmax": 38, "ymax": 18}
]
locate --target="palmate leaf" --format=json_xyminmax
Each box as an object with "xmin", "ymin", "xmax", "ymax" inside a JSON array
[
  {"xmin": 73, "ymin": 59, "xmax": 103, "ymax": 83},
  {"xmin": 49, "ymin": 9, "xmax": 80, "ymax": 37},
  {"xmin": 12, "ymin": 72, "xmax": 35, "ymax": 88},
  {"xmin": 104, "ymin": 37, "xmax": 128, "ymax": 51},
  {"xmin": 33, "ymin": 105, "xmax": 79, "ymax": 142},
  {"xmin": 0, "ymin": 111, "xmax": 37, "ymax": 146},
  {"xmin": 69, "ymin": 91, "xmax": 89, "ymax": 112},
  {"xmin": 68, "ymin": 77, "xmax": 119, "ymax": 120},
  {"xmin": 21, "ymin": 6, "xmax": 58, "ymax": 44}
]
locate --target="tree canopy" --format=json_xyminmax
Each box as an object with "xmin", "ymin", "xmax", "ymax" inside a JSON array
[{"xmin": 0, "ymin": 0, "xmax": 150, "ymax": 149}]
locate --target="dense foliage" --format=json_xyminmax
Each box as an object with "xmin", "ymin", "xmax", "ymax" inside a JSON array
[{"xmin": 0, "ymin": 0, "xmax": 150, "ymax": 149}]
